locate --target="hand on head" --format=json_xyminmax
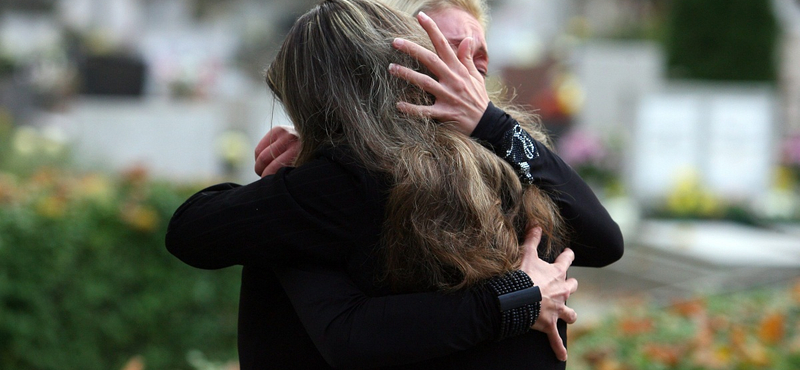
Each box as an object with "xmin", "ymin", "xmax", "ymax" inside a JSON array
[
  {"xmin": 389, "ymin": 11, "xmax": 490, "ymax": 135},
  {"xmin": 518, "ymin": 226, "xmax": 579, "ymax": 362}
]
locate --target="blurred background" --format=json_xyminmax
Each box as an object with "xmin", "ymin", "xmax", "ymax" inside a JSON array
[{"xmin": 0, "ymin": 0, "xmax": 799, "ymax": 369}]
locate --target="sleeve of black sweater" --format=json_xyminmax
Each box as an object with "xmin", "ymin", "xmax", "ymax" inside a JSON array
[
  {"xmin": 274, "ymin": 264, "xmax": 499, "ymax": 369},
  {"xmin": 165, "ymin": 154, "xmax": 377, "ymax": 269},
  {"xmin": 472, "ymin": 102, "xmax": 624, "ymax": 267}
]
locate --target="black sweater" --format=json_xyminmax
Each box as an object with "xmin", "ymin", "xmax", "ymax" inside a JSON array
[{"xmin": 166, "ymin": 104, "xmax": 624, "ymax": 369}]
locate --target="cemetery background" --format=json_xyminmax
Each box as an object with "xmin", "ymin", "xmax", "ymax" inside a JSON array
[{"xmin": 1, "ymin": 0, "xmax": 799, "ymax": 369}]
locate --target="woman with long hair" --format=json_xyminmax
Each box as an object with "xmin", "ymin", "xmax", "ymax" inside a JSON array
[{"xmin": 167, "ymin": 0, "xmax": 623, "ymax": 368}]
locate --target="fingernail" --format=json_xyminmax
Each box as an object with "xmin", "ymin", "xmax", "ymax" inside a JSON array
[
  {"xmin": 393, "ymin": 38, "xmax": 404, "ymax": 47},
  {"xmin": 418, "ymin": 11, "xmax": 429, "ymax": 20},
  {"xmin": 388, "ymin": 63, "xmax": 397, "ymax": 72}
]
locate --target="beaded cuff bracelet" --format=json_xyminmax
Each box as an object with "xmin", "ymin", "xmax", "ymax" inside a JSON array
[{"xmin": 486, "ymin": 270, "xmax": 542, "ymax": 339}]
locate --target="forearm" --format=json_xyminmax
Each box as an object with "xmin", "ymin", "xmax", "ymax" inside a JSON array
[
  {"xmin": 471, "ymin": 103, "xmax": 624, "ymax": 267},
  {"xmin": 166, "ymin": 157, "xmax": 375, "ymax": 269},
  {"xmin": 275, "ymin": 265, "xmax": 541, "ymax": 369},
  {"xmin": 166, "ymin": 182, "xmax": 255, "ymax": 269}
]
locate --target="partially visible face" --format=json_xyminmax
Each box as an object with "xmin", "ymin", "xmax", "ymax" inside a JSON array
[{"xmin": 427, "ymin": 7, "xmax": 489, "ymax": 77}]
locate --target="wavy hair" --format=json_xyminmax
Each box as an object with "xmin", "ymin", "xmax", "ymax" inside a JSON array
[{"xmin": 267, "ymin": 0, "xmax": 563, "ymax": 292}]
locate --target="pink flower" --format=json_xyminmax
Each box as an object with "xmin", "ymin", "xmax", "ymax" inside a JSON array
[
  {"xmin": 558, "ymin": 129, "xmax": 607, "ymax": 167},
  {"xmin": 782, "ymin": 134, "xmax": 800, "ymax": 167}
]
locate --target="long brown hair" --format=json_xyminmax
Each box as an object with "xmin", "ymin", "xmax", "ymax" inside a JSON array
[{"xmin": 267, "ymin": 0, "xmax": 564, "ymax": 292}]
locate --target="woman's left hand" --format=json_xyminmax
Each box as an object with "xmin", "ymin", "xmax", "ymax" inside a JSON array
[
  {"xmin": 389, "ymin": 11, "xmax": 489, "ymax": 136},
  {"xmin": 254, "ymin": 125, "xmax": 300, "ymax": 177}
]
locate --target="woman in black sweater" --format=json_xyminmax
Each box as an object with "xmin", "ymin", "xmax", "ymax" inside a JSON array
[{"xmin": 166, "ymin": 1, "xmax": 623, "ymax": 368}]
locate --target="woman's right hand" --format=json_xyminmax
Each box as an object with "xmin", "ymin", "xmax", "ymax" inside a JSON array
[
  {"xmin": 254, "ymin": 126, "xmax": 300, "ymax": 177},
  {"xmin": 389, "ymin": 12, "xmax": 489, "ymax": 136},
  {"xmin": 519, "ymin": 226, "xmax": 579, "ymax": 362}
]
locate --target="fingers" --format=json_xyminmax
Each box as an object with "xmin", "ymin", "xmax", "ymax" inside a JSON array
[
  {"xmin": 388, "ymin": 62, "xmax": 447, "ymax": 98},
  {"xmin": 392, "ymin": 37, "xmax": 453, "ymax": 82},
  {"xmin": 254, "ymin": 126, "xmax": 299, "ymax": 177},
  {"xmin": 396, "ymin": 101, "xmax": 435, "ymax": 119},
  {"xmin": 559, "ymin": 304, "xmax": 578, "ymax": 325},
  {"xmin": 414, "ymin": 11, "xmax": 460, "ymax": 68},
  {"xmin": 553, "ymin": 248, "xmax": 575, "ymax": 269},
  {"xmin": 547, "ymin": 326, "xmax": 568, "ymax": 362},
  {"xmin": 566, "ymin": 277, "xmax": 579, "ymax": 295},
  {"xmin": 260, "ymin": 141, "xmax": 299, "ymax": 177},
  {"xmin": 456, "ymin": 37, "xmax": 482, "ymax": 80}
]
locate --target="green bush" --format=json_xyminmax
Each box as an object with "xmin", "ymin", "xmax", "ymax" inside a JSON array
[
  {"xmin": 0, "ymin": 166, "xmax": 240, "ymax": 370},
  {"xmin": 666, "ymin": 0, "xmax": 778, "ymax": 82}
]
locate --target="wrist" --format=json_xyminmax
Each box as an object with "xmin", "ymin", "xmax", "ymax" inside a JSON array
[{"xmin": 485, "ymin": 270, "xmax": 542, "ymax": 340}]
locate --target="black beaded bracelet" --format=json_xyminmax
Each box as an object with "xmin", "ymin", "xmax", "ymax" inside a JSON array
[{"xmin": 486, "ymin": 270, "xmax": 542, "ymax": 340}]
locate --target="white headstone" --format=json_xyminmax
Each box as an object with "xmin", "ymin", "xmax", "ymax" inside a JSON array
[
  {"xmin": 706, "ymin": 95, "xmax": 774, "ymax": 198},
  {"xmin": 631, "ymin": 95, "xmax": 701, "ymax": 199},
  {"xmin": 630, "ymin": 85, "xmax": 776, "ymax": 203}
]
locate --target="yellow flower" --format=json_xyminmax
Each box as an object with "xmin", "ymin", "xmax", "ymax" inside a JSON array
[
  {"xmin": 693, "ymin": 345, "xmax": 731, "ymax": 369},
  {"xmin": 121, "ymin": 204, "xmax": 159, "ymax": 233},
  {"xmin": 215, "ymin": 130, "xmax": 250, "ymax": 167},
  {"xmin": 774, "ymin": 166, "xmax": 796, "ymax": 191},
  {"xmin": 666, "ymin": 169, "xmax": 721, "ymax": 217},
  {"xmin": 75, "ymin": 174, "xmax": 115, "ymax": 206},
  {"xmin": 36, "ymin": 195, "xmax": 67, "ymax": 219},
  {"xmin": 12, "ymin": 126, "xmax": 40, "ymax": 156},
  {"xmin": 555, "ymin": 73, "xmax": 584, "ymax": 116}
]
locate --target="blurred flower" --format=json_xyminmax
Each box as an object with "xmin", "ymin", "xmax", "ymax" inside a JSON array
[
  {"xmin": 619, "ymin": 317, "xmax": 654, "ymax": 336},
  {"xmin": 557, "ymin": 128, "xmax": 623, "ymax": 195},
  {"xmin": 215, "ymin": 130, "xmax": 250, "ymax": 170},
  {"xmin": 12, "ymin": 126, "xmax": 40, "ymax": 156},
  {"xmin": 665, "ymin": 169, "xmax": 721, "ymax": 217},
  {"xmin": 30, "ymin": 167, "xmax": 60, "ymax": 189},
  {"xmin": 774, "ymin": 166, "xmax": 796, "ymax": 191},
  {"xmin": 120, "ymin": 203, "xmax": 159, "ymax": 233},
  {"xmin": 120, "ymin": 356, "xmax": 144, "ymax": 370},
  {"xmin": 74, "ymin": 173, "xmax": 115, "ymax": 206},
  {"xmin": 758, "ymin": 312, "xmax": 785, "ymax": 345},
  {"xmin": 0, "ymin": 172, "xmax": 19, "ymax": 204},
  {"xmin": 10, "ymin": 125, "xmax": 67, "ymax": 158},
  {"xmin": 693, "ymin": 345, "xmax": 732, "ymax": 370},
  {"xmin": 121, "ymin": 165, "xmax": 150, "ymax": 188},
  {"xmin": 782, "ymin": 133, "xmax": 800, "ymax": 168},
  {"xmin": 559, "ymin": 129, "xmax": 607, "ymax": 167},
  {"xmin": 35, "ymin": 194, "xmax": 67, "ymax": 219},
  {"xmin": 554, "ymin": 73, "xmax": 584, "ymax": 116},
  {"xmin": 643, "ymin": 343, "xmax": 684, "ymax": 366},
  {"xmin": 670, "ymin": 298, "xmax": 706, "ymax": 318}
]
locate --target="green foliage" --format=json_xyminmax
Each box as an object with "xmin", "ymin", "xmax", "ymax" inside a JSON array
[
  {"xmin": 0, "ymin": 167, "xmax": 241, "ymax": 370},
  {"xmin": 665, "ymin": 0, "xmax": 778, "ymax": 82}
]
